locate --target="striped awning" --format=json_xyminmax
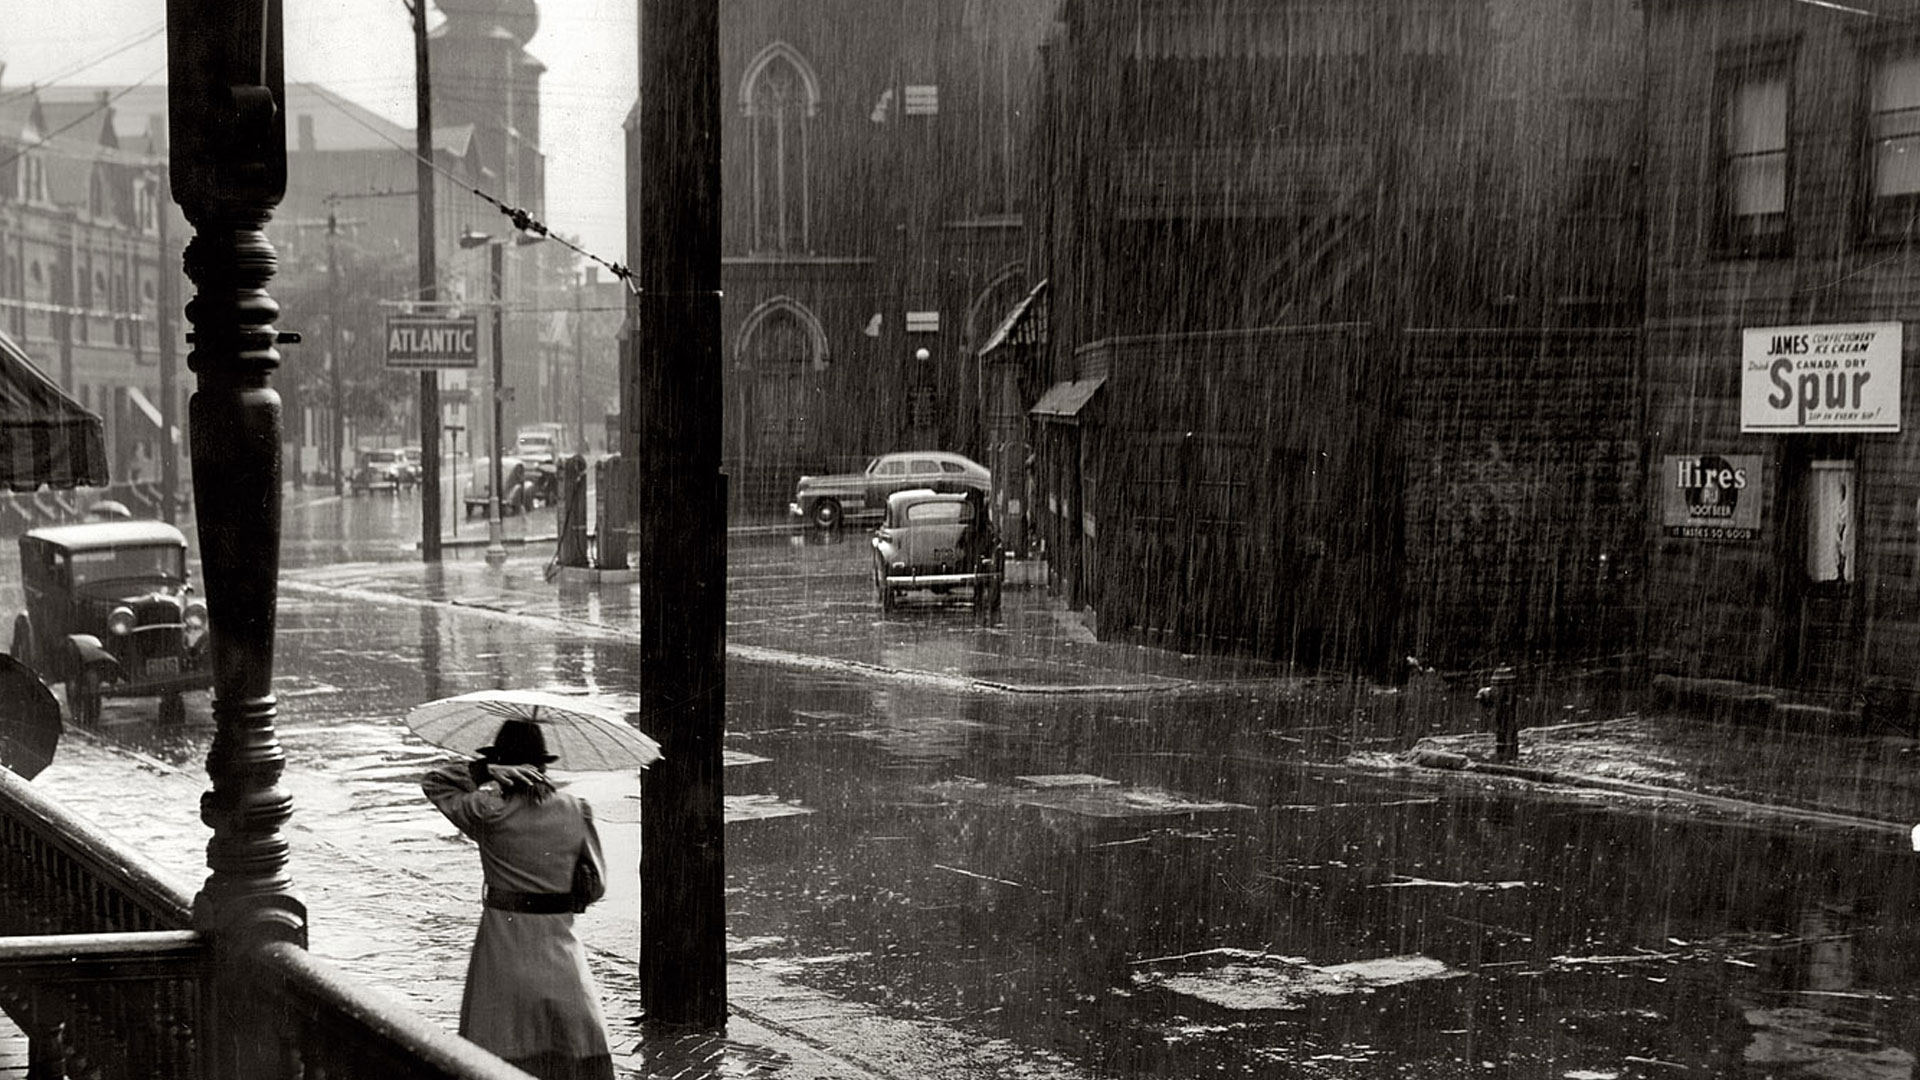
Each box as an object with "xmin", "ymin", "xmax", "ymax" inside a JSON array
[{"xmin": 0, "ymin": 329, "xmax": 108, "ymax": 492}]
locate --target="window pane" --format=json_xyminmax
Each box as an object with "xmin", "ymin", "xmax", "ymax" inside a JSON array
[
  {"xmin": 1873, "ymin": 58, "xmax": 1920, "ymax": 198},
  {"xmin": 1732, "ymin": 154, "xmax": 1786, "ymax": 216},
  {"xmin": 1724, "ymin": 71, "xmax": 1787, "ymax": 233},
  {"xmin": 1873, "ymin": 56, "xmax": 1920, "ymax": 115},
  {"xmin": 1875, "ymin": 136, "xmax": 1920, "ymax": 197},
  {"xmin": 1727, "ymin": 78, "xmax": 1786, "ymax": 155}
]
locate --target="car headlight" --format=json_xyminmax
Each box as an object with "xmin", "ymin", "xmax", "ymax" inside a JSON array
[
  {"xmin": 184, "ymin": 601, "xmax": 209, "ymax": 646},
  {"xmin": 107, "ymin": 606, "xmax": 136, "ymax": 636}
]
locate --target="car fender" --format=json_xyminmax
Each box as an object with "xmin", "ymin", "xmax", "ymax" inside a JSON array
[{"xmin": 65, "ymin": 635, "xmax": 122, "ymax": 678}]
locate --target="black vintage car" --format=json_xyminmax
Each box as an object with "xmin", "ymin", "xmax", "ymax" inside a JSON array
[
  {"xmin": 10, "ymin": 520, "xmax": 210, "ymax": 725},
  {"xmin": 870, "ymin": 486, "xmax": 1004, "ymax": 616}
]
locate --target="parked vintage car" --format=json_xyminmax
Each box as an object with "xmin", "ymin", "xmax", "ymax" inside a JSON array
[
  {"xmin": 871, "ymin": 487, "xmax": 1004, "ymax": 615},
  {"xmin": 791, "ymin": 450, "xmax": 990, "ymax": 530},
  {"xmin": 514, "ymin": 427, "xmax": 560, "ymax": 468},
  {"xmin": 395, "ymin": 445, "xmax": 424, "ymax": 485},
  {"xmin": 10, "ymin": 520, "xmax": 210, "ymax": 725},
  {"xmin": 349, "ymin": 448, "xmax": 412, "ymax": 494},
  {"xmin": 464, "ymin": 455, "xmax": 528, "ymax": 518}
]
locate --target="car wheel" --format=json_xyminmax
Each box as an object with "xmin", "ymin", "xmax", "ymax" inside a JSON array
[
  {"xmin": 158, "ymin": 692, "xmax": 187, "ymax": 726},
  {"xmin": 70, "ymin": 668, "xmax": 104, "ymax": 727},
  {"xmin": 10, "ymin": 614, "xmax": 33, "ymax": 669},
  {"xmin": 810, "ymin": 498, "xmax": 842, "ymax": 530},
  {"xmin": 875, "ymin": 562, "xmax": 896, "ymax": 612}
]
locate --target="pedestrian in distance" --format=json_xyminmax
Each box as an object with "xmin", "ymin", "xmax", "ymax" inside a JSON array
[{"xmin": 423, "ymin": 718, "xmax": 614, "ymax": 1080}]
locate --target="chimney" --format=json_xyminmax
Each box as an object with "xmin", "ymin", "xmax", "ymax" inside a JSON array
[{"xmin": 297, "ymin": 114, "xmax": 315, "ymax": 153}]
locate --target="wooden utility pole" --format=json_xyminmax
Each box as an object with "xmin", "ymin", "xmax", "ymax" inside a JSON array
[
  {"xmin": 328, "ymin": 211, "xmax": 343, "ymax": 495},
  {"xmin": 156, "ymin": 167, "xmax": 179, "ymax": 524},
  {"xmin": 413, "ymin": 0, "xmax": 443, "ymax": 561},
  {"xmin": 634, "ymin": 0, "xmax": 727, "ymax": 1027}
]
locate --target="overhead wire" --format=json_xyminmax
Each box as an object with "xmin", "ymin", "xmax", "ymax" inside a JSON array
[
  {"xmin": 0, "ymin": 22, "xmax": 166, "ymax": 107},
  {"xmin": 301, "ymin": 81, "xmax": 637, "ymax": 292}
]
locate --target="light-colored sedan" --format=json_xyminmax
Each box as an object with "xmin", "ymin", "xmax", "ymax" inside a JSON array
[{"xmin": 790, "ymin": 450, "xmax": 989, "ymax": 530}]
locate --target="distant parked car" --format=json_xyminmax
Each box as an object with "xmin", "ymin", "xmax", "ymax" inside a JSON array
[
  {"xmin": 349, "ymin": 448, "xmax": 411, "ymax": 494},
  {"xmin": 514, "ymin": 427, "xmax": 561, "ymax": 468},
  {"xmin": 10, "ymin": 519, "xmax": 210, "ymax": 725},
  {"xmin": 465, "ymin": 456, "xmax": 527, "ymax": 518},
  {"xmin": 790, "ymin": 451, "xmax": 990, "ymax": 530},
  {"xmin": 871, "ymin": 487, "xmax": 1003, "ymax": 616},
  {"xmin": 394, "ymin": 446, "xmax": 424, "ymax": 485}
]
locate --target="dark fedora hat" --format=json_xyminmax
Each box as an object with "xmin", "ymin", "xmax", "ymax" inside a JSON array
[{"xmin": 479, "ymin": 719, "xmax": 557, "ymax": 765}]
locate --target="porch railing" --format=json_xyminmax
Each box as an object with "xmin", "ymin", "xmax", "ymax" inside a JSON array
[{"xmin": 0, "ymin": 764, "xmax": 528, "ymax": 1080}]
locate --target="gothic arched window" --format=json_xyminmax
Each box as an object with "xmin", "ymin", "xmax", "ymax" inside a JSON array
[{"xmin": 741, "ymin": 43, "xmax": 820, "ymax": 254}]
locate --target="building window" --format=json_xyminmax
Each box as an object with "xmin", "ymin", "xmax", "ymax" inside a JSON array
[
  {"xmin": 741, "ymin": 43, "xmax": 819, "ymax": 255},
  {"xmin": 1720, "ymin": 64, "xmax": 1790, "ymax": 253},
  {"xmin": 1806, "ymin": 459, "xmax": 1857, "ymax": 585},
  {"xmin": 1868, "ymin": 52, "xmax": 1920, "ymax": 239}
]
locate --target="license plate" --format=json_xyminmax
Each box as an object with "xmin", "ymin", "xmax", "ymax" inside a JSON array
[{"xmin": 145, "ymin": 657, "xmax": 180, "ymax": 677}]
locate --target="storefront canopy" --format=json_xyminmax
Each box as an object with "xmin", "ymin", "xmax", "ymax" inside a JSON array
[
  {"xmin": 0, "ymin": 329, "xmax": 108, "ymax": 491},
  {"xmin": 979, "ymin": 279, "xmax": 1048, "ymax": 358},
  {"xmin": 1029, "ymin": 374, "xmax": 1106, "ymax": 424}
]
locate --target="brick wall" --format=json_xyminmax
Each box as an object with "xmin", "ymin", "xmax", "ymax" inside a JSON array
[{"xmin": 1398, "ymin": 330, "xmax": 1644, "ymax": 670}]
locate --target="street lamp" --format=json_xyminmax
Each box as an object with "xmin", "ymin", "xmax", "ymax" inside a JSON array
[{"xmin": 458, "ymin": 228, "xmax": 543, "ymax": 565}]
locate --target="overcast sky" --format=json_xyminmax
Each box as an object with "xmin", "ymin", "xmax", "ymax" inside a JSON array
[{"xmin": 5, "ymin": 0, "xmax": 638, "ymax": 264}]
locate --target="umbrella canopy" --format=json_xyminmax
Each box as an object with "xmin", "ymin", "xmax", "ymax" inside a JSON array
[
  {"xmin": 405, "ymin": 689, "xmax": 662, "ymax": 772},
  {"xmin": 0, "ymin": 654, "xmax": 61, "ymax": 779},
  {"xmin": 0, "ymin": 329, "xmax": 108, "ymax": 492}
]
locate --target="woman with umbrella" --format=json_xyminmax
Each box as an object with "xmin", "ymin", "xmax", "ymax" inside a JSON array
[{"xmin": 421, "ymin": 712, "xmax": 618, "ymax": 1080}]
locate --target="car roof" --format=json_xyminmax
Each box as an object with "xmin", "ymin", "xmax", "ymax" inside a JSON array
[
  {"xmin": 877, "ymin": 451, "xmax": 985, "ymax": 471},
  {"xmin": 886, "ymin": 487, "xmax": 973, "ymax": 509},
  {"xmin": 24, "ymin": 520, "xmax": 188, "ymax": 551}
]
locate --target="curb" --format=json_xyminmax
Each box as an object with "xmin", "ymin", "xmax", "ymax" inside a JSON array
[{"xmin": 1398, "ymin": 747, "xmax": 1910, "ymax": 836}]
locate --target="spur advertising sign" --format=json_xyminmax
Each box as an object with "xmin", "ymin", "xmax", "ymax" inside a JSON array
[
  {"xmin": 1661, "ymin": 454, "xmax": 1762, "ymax": 542},
  {"xmin": 1741, "ymin": 322, "xmax": 1901, "ymax": 433},
  {"xmin": 385, "ymin": 315, "xmax": 480, "ymax": 369}
]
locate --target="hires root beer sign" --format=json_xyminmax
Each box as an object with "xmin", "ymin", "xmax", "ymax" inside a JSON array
[{"xmin": 1661, "ymin": 454, "xmax": 1762, "ymax": 542}]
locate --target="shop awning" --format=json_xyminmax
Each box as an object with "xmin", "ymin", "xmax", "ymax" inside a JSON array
[
  {"xmin": 0, "ymin": 329, "xmax": 108, "ymax": 491},
  {"xmin": 979, "ymin": 279, "xmax": 1048, "ymax": 358},
  {"xmin": 1029, "ymin": 374, "xmax": 1106, "ymax": 423}
]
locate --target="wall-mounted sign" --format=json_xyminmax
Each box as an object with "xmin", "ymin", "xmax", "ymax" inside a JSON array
[
  {"xmin": 1741, "ymin": 322, "xmax": 1901, "ymax": 433},
  {"xmin": 1662, "ymin": 453, "xmax": 1762, "ymax": 541},
  {"xmin": 385, "ymin": 315, "xmax": 480, "ymax": 369}
]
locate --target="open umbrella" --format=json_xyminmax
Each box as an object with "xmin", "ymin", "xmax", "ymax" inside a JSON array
[
  {"xmin": 0, "ymin": 654, "xmax": 61, "ymax": 779},
  {"xmin": 405, "ymin": 689, "xmax": 662, "ymax": 772}
]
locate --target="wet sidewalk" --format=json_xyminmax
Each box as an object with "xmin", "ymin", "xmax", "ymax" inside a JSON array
[
  {"xmin": 24, "ymin": 731, "xmax": 1091, "ymax": 1080},
  {"xmin": 1365, "ymin": 706, "xmax": 1920, "ymax": 841}
]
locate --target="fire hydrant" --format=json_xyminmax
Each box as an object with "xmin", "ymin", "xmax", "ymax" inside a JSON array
[{"xmin": 1477, "ymin": 665, "xmax": 1519, "ymax": 762}]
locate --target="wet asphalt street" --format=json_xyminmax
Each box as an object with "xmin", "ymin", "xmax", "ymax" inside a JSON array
[{"xmin": 13, "ymin": 489, "xmax": 1920, "ymax": 1078}]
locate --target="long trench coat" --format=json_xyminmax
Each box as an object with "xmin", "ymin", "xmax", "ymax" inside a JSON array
[{"xmin": 424, "ymin": 762, "xmax": 613, "ymax": 1080}]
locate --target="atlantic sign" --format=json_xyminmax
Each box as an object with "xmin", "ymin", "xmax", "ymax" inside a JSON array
[
  {"xmin": 1741, "ymin": 322, "xmax": 1901, "ymax": 433},
  {"xmin": 385, "ymin": 314, "xmax": 480, "ymax": 369}
]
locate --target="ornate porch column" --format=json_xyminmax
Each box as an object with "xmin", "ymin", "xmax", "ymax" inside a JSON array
[{"xmin": 166, "ymin": 2, "xmax": 307, "ymax": 1077}]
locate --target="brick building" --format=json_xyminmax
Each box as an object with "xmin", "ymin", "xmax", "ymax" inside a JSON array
[
  {"xmin": 628, "ymin": 0, "xmax": 1053, "ymax": 511},
  {"xmin": 1029, "ymin": 0, "xmax": 1645, "ymax": 670},
  {"xmin": 1642, "ymin": 0, "xmax": 1920, "ymax": 714},
  {"xmin": 0, "ymin": 88, "xmax": 172, "ymax": 488}
]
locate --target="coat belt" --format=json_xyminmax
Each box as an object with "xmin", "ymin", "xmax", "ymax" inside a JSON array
[{"xmin": 483, "ymin": 886, "xmax": 574, "ymax": 914}]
